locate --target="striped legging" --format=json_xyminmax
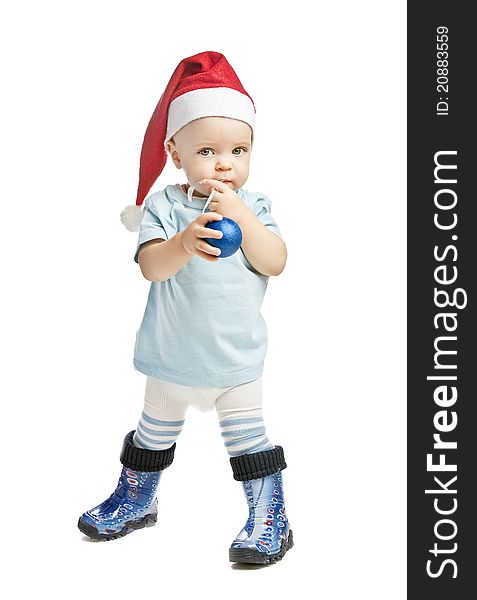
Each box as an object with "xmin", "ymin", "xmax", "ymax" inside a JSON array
[{"xmin": 133, "ymin": 375, "xmax": 274, "ymax": 457}]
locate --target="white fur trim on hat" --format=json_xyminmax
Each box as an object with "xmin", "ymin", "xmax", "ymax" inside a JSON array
[
  {"xmin": 120, "ymin": 204, "xmax": 143, "ymax": 232},
  {"xmin": 165, "ymin": 87, "xmax": 255, "ymax": 143}
]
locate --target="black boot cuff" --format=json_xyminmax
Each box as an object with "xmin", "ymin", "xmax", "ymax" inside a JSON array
[
  {"xmin": 120, "ymin": 430, "xmax": 175, "ymax": 472},
  {"xmin": 230, "ymin": 446, "xmax": 287, "ymax": 481}
]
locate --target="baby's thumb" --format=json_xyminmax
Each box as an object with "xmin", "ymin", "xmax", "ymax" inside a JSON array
[{"xmin": 200, "ymin": 212, "xmax": 222, "ymax": 223}]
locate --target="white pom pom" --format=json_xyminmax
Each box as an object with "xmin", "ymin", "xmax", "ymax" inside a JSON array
[{"xmin": 120, "ymin": 204, "xmax": 143, "ymax": 232}]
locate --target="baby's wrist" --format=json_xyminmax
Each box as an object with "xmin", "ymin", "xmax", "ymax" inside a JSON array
[
  {"xmin": 177, "ymin": 230, "xmax": 192, "ymax": 255},
  {"xmin": 234, "ymin": 204, "xmax": 254, "ymax": 226}
]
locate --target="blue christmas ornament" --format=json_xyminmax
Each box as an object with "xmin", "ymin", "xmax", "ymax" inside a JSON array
[{"xmin": 205, "ymin": 217, "xmax": 242, "ymax": 258}]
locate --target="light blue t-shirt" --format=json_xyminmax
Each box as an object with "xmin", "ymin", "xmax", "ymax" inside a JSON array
[{"xmin": 133, "ymin": 183, "xmax": 282, "ymax": 387}]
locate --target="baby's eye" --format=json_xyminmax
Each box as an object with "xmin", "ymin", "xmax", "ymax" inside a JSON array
[
  {"xmin": 232, "ymin": 147, "xmax": 247, "ymax": 156},
  {"xmin": 198, "ymin": 148, "xmax": 214, "ymax": 156}
]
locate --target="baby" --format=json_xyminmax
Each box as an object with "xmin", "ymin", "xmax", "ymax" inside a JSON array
[{"xmin": 78, "ymin": 51, "xmax": 293, "ymax": 565}]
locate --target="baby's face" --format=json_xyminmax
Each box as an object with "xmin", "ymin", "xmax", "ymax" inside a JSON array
[{"xmin": 167, "ymin": 117, "xmax": 252, "ymax": 196}]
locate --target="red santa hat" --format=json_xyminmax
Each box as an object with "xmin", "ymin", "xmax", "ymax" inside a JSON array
[{"xmin": 120, "ymin": 51, "xmax": 256, "ymax": 231}]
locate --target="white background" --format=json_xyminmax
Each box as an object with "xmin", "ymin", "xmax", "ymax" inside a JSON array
[{"xmin": 1, "ymin": 1, "xmax": 406, "ymax": 598}]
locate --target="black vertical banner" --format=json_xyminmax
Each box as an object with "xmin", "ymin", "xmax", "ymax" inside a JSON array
[{"xmin": 408, "ymin": 2, "xmax": 475, "ymax": 597}]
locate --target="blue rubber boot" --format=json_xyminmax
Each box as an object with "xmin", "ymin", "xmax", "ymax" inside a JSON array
[
  {"xmin": 78, "ymin": 431, "xmax": 175, "ymax": 541},
  {"xmin": 229, "ymin": 447, "xmax": 294, "ymax": 564}
]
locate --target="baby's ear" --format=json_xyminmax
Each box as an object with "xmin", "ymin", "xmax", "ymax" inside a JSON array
[{"xmin": 166, "ymin": 139, "xmax": 181, "ymax": 169}]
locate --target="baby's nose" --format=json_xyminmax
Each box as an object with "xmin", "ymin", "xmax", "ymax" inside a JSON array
[{"xmin": 216, "ymin": 157, "xmax": 232, "ymax": 170}]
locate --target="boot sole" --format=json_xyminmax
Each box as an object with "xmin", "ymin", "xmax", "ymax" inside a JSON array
[
  {"xmin": 78, "ymin": 512, "xmax": 157, "ymax": 541},
  {"xmin": 229, "ymin": 529, "xmax": 294, "ymax": 565}
]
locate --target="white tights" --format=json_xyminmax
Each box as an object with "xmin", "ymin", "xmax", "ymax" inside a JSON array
[{"xmin": 133, "ymin": 376, "xmax": 274, "ymax": 457}]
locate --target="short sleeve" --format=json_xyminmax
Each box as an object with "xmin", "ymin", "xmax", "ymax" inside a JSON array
[
  {"xmin": 134, "ymin": 197, "xmax": 168, "ymax": 263},
  {"xmin": 250, "ymin": 193, "xmax": 282, "ymax": 238}
]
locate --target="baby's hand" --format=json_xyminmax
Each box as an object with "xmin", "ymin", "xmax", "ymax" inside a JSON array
[
  {"xmin": 181, "ymin": 212, "xmax": 224, "ymax": 261},
  {"xmin": 197, "ymin": 179, "xmax": 249, "ymax": 223}
]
